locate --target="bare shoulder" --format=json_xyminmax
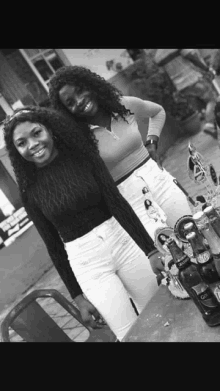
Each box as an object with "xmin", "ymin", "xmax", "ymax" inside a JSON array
[
  {"xmin": 121, "ymin": 95, "xmax": 163, "ymax": 116},
  {"xmin": 120, "ymin": 95, "xmax": 143, "ymax": 110}
]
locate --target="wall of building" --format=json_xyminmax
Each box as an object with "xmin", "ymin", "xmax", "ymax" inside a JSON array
[{"xmin": 61, "ymin": 49, "xmax": 133, "ymax": 79}]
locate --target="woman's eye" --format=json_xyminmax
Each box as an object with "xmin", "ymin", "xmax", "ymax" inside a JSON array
[
  {"xmin": 18, "ymin": 141, "xmax": 25, "ymax": 147},
  {"xmin": 34, "ymin": 129, "xmax": 42, "ymax": 136},
  {"xmin": 66, "ymin": 100, "xmax": 74, "ymax": 107}
]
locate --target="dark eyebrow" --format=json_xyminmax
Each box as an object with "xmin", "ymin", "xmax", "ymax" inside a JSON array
[
  {"xmin": 14, "ymin": 137, "xmax": 25, "ymax": 143},
  {"xmin": 31, "ymin": 126, "xmax": 42, "ymax": 132},
  {"xmin": 14, "ymin": 126, "xmax": 42, "ymax": 143}
]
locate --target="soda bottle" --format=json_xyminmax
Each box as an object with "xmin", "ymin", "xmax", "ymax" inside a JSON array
[
  {"xmin": 204, "ymin": 205, "xmax": 220, "ymax": 238},
  {"xmin": 166, "ymin": 238, "xmax": 220, "ymax": 327},
  {"xmin": 185, "ymin": 232, "xmax": 219, "ymax": 284},
  {"xmin": 193, "ymin": 211, "xmax": 220, "ymax": 277},
  {"xmin": 184, "ymin": 222, "xmax": 205, "ymax": 243},
  {"xmin": 183, "ymin": 222, "xmax": 207, "ymax": 260}
]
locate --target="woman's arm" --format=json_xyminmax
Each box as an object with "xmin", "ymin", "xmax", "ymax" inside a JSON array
[
  {"xmin": 24, "ymin": 201, "xmax": 110, "ymax": 329},
  {"xmin": 121, "ymin": 95, "xmax": 166, "ymax": 141},
  {"xmin": 122, "ymin": 96, "xmax": 165, "ymax": 168},
  {"xmin": 24, "ymin": 201, "xmax": 83, "ymax": 299}
]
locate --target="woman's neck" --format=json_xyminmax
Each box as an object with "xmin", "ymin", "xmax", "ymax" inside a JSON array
[
  {"xmin": 87, "ymin": 111, "xmax": 112, "ymax": 130},
  {"xmin": 35, "ymin": 148, "xmax": 59, "ymax": 169}
]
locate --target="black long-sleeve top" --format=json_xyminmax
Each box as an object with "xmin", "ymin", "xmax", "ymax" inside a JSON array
[{"xmin": 24, "ymin": 151, "xmax": 156, "ymax": 299}]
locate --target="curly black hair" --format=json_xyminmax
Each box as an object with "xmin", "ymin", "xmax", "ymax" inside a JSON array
[
  {"xmin": 48, "ymin": 66, "xmax": 132, "ymax": 124},
  {"xmin": 214, "ymin": 100, "xmax": 220, "ymax": 128},
  {"xmin": 3, "ymin": 105, "xmax": 155, "ymax": 255},
  {"xmin": 3, "ymin": 105, "xmax": 98, "ymax": 198}
]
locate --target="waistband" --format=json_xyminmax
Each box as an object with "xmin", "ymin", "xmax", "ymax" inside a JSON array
[{"xmin": 115, "ymin": 155, "xmax": 150, "ymax": 186}]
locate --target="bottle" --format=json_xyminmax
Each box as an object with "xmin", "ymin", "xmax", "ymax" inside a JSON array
[
  {"xmin": 193, "ymin": 211, "xmax": 220, "ymax": 277},
  {"xmin": 183, "ymin": 222, "xmax": 207, "ymax": 261},
  {"xmin": 184, "ymin": 222, "xmax": 205, "ymax": 243},
  {"xmin": 166, "ymin": 238, "xmax": 220, "ymax": 327},
  {"xmin": 185, "ymin": 232, "xmax": 220, "ymax": 284},
  {"xmin": 204, "ymin": 205, "xmax": 220, "ymax": 238}
]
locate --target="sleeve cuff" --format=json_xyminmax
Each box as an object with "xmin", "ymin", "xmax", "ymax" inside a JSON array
[{"xmin": 148, "ymin": 248, "xmax": 159, "ymax": 258}]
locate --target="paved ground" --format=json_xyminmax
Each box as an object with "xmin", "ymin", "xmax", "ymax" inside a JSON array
[{"xmin": 1, "ymin": 123, "xmax": 220, "ymax": 342}]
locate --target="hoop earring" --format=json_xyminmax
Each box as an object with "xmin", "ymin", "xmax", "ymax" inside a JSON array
[{"xmin": 52, "ymin": 134, "xmax": 58, "ymax": 142}]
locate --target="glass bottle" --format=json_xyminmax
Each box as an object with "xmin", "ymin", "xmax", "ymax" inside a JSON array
[
  {"xmin": 204, "ymin": 205, "xmax": 220, "ymax": 238},
  {"xmin": 184, "ymin": 222, "xmax": 205, "ymax": 243},
  {"xmin": 193, "ymin": 211, "xmax": 220, "ymax": 277},
  {"xmin": 167, "ymin": 238, "xmax": 220, "ymax": 327},
  {"xmin": 183, "ymin": 222, "xmax": 207, "ymax": 260},
  {"xmin": 185, "ymin": 232, "xmax": 219, "ymax": 284}
]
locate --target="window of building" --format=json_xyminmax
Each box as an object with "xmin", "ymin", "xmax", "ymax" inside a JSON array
[
  {"xmin": 22, "ymin": 49, "xmax": 63, "ymax": 86},
  {"xmin": 0, "ymin": 49, "xmax": 49, "ymax": 106}
]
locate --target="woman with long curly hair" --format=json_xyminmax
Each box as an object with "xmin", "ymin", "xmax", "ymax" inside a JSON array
[
  {"xmin": 48, "ymin": 66, "xmax": 192, "ymax": 245},
  {"xmin": 3, "ymin": 106, "xmax": 162, "ymax": 341}
]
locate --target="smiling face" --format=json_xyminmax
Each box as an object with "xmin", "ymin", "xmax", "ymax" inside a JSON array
[
  {"xmin": 59, "ymin": 84, "xmax": 99, "ymax": 119},
  {"xmin": 158, "ymin": 234, "xmax": 169, "ymax": 244},
  {"xmin": 13, "ymin": 121, "xmax": 58, "ymax": 167}
]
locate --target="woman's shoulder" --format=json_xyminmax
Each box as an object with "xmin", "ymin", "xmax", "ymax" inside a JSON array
[
  {"xmin": 121, "ymin": 95, "xmax": 154, "ymax": 113},
  {"xmin": 120, "ymin": 95, "xmax": 139, "ymax": 110}
]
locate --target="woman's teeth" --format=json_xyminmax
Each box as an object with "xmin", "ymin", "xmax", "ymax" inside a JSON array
[
  {"xmin": 34, "ymin": 148, "xmax": 45, "ymax": 157},
  {"xmin": 84, "ymin": 102, "xmax": 91, "ymax": 111}
]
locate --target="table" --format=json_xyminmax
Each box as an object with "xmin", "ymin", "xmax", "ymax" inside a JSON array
[{"xmin": 123, "ymin": 286, "xmax": 220, "ymax": 342}]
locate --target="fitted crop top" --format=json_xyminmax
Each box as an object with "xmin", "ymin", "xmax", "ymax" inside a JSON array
[{"xmin": 92, "ymin": 96, "xmax": 164, "ymax": 182}]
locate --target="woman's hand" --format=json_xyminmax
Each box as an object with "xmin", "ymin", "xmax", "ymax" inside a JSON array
[
  {"xmin": 74, "ymin": 294, "xmax": 105, "ymax": 329},
  {"xmin": 146, "ymin": 143, "xmax": 163, "ymax": 170},
  {"xmin": 148, "ymin": 250, "xmax": 165, "ymax": 285}
]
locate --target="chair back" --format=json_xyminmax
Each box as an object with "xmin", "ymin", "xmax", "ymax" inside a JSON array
[
  {"xmin": 1, "ymin": 289, "xmax": 89, "ymax": 342},
  {"xmin": 1, "ymin": 289, "xmax": 116, "ymax": 342}
]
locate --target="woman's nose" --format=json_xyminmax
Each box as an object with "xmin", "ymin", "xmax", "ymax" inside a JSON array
[
  {"xmin": 28, "ymin": 139, "xmax": 39, "ymax": 150},
  {"xmin": 75, "ymin": 96, "xmax": 84, "ymax": 107}
]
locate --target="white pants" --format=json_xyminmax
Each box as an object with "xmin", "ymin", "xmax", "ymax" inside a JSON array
[
  {"xmin": 65, "ymin": 217, "xmax": 158, "ymax": 341},
  {"xmin": 117, "ymin": 159, "xmax": 192, "ymax": 239}
]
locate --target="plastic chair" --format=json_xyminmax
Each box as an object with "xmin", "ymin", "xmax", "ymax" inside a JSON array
[{"xmin": 1, "ymin": 289, "xmax": 116, "ymax": 342}]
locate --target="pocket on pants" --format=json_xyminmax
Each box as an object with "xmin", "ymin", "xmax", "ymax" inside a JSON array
[
  {"xmin": 65, "ymin": 232, "xmax": 104, "ymax": 263},
  {"xmin": 136, "ymin": 163, "xmax": 174, "ymax": 199}
]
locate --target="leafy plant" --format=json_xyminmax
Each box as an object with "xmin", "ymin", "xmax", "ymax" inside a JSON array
[{"xmin": 125, "ymin": 59, "xmax": 196, "ymax": 122}]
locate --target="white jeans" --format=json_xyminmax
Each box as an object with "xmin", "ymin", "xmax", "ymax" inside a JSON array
[
  {"xmin": 65, "ymin": 217, "xmax": 157, "ymax": 341},
  {"xmin": 117, "ymin": 159, "xmax": 192, "ymax": 239}
]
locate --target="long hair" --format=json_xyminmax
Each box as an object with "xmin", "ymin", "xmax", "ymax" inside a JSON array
[
  {"xmin": 48, "ymin": 66, "xmax": 132, "ymax": 123},
  {"xmin": 214, "ymin": 101, "xmax": 220, "ymax": 128},
  {"xmin": 3, "ymin": 106, "xmax": 97, "ymax": 199},
  {"xmin": 3, "ymin": 106, "xmax": 155, "ymax": 254}
]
